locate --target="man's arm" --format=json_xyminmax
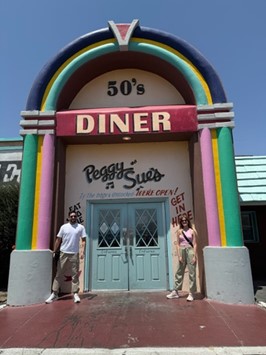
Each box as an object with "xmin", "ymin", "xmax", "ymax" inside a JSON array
[
  {"xmin": 53, "ymin": 237, "xmax": 62, "ymax": 254},
  {"xmin": 80, "ymin": 237, "xmax": 86, "ymax": 259}
]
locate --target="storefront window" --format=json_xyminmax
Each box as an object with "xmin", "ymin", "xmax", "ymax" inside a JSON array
[{"xmin": 241, "ymin": 211, "xmax": 259, "ymax": 243}]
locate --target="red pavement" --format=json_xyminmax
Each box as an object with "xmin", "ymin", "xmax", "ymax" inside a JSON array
[{"xmin": 1, "ymin": 292, "xmax": 266, "ymax": 349}]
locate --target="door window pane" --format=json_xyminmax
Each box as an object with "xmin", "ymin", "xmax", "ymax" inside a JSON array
[
  {"xmin": 241, "ymin": 211, "xmax": 259, "ymax": 243},
  {"xmin": 135, "ymin": 208, "xmax": 158, "ymax": 247},
  {"xmin": 98, "ymin": 209, "xmax": 121, "ymax": 248}
]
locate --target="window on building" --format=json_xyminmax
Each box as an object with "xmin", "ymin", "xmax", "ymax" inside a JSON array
[{"xmin": 241, "ymin": 211, "xmax": 259, "ymax": 243}]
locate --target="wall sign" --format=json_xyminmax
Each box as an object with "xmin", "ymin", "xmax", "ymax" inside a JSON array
[
  {"xmin": 69, "ymin": 69, "xmax": 185, "ymax": 109},
  {"xmin": 0, "ymin": 161, "xmax": 21, "ymax": 183},
  {"xmin": 57, "ymin": 105, "xmax": 197, "ymax": 137},
  {"xmin": 83, "ymin": 159, "xmax": 165, "ymax": 190}
]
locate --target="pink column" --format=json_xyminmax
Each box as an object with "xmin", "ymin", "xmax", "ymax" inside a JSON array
[
  {"xmin": 199, "ymin": 128, "xmax": 221, "ymax": 246},
  {"xmin": 37, "ymin": 134, "xmax": 55, "ymax": 249}
]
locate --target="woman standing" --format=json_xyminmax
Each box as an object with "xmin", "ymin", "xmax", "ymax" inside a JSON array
[{"xmin": 166, "ymin": 215, "xmax": 198, "ymax": 301}]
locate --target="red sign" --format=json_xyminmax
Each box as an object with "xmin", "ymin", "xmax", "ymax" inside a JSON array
[{"xmin": 56, "ymin": 105, "xmax": 197, "ymax": 137}]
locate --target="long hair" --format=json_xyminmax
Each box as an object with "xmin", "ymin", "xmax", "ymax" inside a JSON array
[{"xmin": 176, "ymin": 214, "xmax": 198, "ymax": 237}]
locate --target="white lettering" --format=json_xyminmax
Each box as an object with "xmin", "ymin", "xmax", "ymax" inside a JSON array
[
  {"xmin": 3, "ymin": 164, "xmax": 21, "ymax": 183},
  {"xmin": 152, "ymin": 112, "xmax": 171, "ymax": 131},
  {"xmin": 110, "ymin": 114, "xmax": 129, "ymax": 133},
  {"xmin": 134, "ymin": 113, "xmax": 149, "ymax": 132},
  {"xmin": 76, "ymin": 111, "xmax": 172, "ymax": 135},
  {"xmin": 99, "ymin": 114, "xmax": 106, "ymax": 133},
  {"xmin": 76, "ymin": 115, "xmax": 94, "ymax": 133}
]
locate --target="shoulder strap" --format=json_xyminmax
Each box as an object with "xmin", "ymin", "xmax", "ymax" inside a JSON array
[{"xmin": 182, "ymin": 231, "xmax": 193, "ymax": 247}]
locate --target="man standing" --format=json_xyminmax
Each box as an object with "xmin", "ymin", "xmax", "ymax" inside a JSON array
[{"xmin": 45, "ymin": 211, "xmax": 87, "ymax": 304}]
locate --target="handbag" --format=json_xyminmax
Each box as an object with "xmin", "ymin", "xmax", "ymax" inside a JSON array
[{"xmin": 182, "ymin": 231, "xmax": 193, "ymax": 247}]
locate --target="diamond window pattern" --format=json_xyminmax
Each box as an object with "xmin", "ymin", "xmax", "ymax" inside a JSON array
[
  {"xmin": 98, "ymin": 209, "xmax": 121, "ymax": 248},
  {"xmin": 135, "ymin": 208, "xmax": 158, "ymax": 247}
]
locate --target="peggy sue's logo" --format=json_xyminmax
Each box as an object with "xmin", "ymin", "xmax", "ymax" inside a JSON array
[{"xmin": 83, "ymin": 160, "xmax": 165, "ymax": 190}]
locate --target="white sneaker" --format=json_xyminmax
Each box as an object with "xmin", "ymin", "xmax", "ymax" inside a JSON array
[
  {"xmin": 187, "ymin": 293, "xmax": 194, "ymax": 302},
  {"xmin": 166, "ymin": 290, "xmax": 179, "ymax": 299},
  {"xmin": 45, "ymin": 292, "xmax": 58, "ymax": 304},
  {"xmin": 74, "ymin": 293, "xmax": 80, "ymax": 303}
]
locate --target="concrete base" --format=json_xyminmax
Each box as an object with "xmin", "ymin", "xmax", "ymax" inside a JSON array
[
  {"xmin": 7, "ymin": 250, "xmax": 53, "ymax": 306},
  {"xmin": 203, "ymin": 246, "xmax": 254, "ymax": 304}
]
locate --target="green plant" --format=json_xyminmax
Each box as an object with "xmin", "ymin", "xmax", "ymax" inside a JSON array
[
  {"xmin": 0, "ymin": 182, "xmax": 19, "ymax": 250},
  {"xmin": 0, "ymin": 182, "xmax": 19, "ymax": 289}
]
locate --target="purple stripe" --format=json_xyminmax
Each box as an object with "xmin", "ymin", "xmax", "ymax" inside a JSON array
[
  {"xmin": 199, "ymin": 128, "xmax": 221, "ymax": 246},
  {"xmin": 37, "ymin": 135, "xmax": 55, "ymax": 249}
]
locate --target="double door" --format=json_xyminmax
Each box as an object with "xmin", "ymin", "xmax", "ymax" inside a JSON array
[{"xmin": 91, "ymin": 202, "xmax": 167, "ymax": 290}]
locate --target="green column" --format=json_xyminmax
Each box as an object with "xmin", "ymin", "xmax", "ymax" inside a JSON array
[
  {"xmin": 217, "ymin": 127, "xmax": 243, "ymax": 246},
  {"xmin": 16, "ymin": 135, "xmax": 38, "ymax": 250}
]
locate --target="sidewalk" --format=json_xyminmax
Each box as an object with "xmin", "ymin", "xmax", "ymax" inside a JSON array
[{"xmin": 1, "ymin": 290, "xmax": 266, "ymax": 354}]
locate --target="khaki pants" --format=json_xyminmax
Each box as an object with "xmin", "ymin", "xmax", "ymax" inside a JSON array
[
  {"xmin": 174, "ymin": 247, "xmax": 196, "ymax": 293},
  {"xmin": 52, "ymin": 252, "xmax": 80, "ymax": 294}
]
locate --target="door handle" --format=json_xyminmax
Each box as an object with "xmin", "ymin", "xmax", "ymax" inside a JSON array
[
  {"xmin": 122, "ymin": 228, "xmax": 127, "ymax": 246},
  {"xmin": 122, "ymin": 228, "xmax": 129, "ymax": 260},
  {"xmin": 128, "ymin": 229, "xmax": 134, "ymax": 246}
]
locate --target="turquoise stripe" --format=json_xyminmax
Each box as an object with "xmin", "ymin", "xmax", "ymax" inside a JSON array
[
  {"xmin": 45, "ymin": 43, "xmax": 119, "ymax": 110},
  {"xmin": 16, "ymin": 135, "xmax": 38, "ymax": 250},
  {"xmin": 217, "ymin": 127, "xmax": 243, "ymax": 246},
  {"xmin": 129, "ymin": 42, "xmax": 208, "ymax": 105},
  {"xmin": 44, "ymin": 41, "xmax": 208, "ymax": 110}
]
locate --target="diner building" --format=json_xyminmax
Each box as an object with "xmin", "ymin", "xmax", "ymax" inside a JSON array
[{"xmin": 6, "ymin": 21, "xmax": 256, "ymax": 305}]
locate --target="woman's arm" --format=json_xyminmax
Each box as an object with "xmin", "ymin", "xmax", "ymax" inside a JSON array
[
  {"xmin": 192, "ymin": 228, "xmax": 198, "ymax": 264},
  {"xmin": 176, "ymin": 230, "xmax": 183, "ymax": 263}
]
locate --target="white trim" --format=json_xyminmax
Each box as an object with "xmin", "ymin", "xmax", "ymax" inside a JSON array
[
  {"xmin": 197, "ymin": 103, "xmax": 234, "ymax": 111},
  {"xmin": 198, "ymin": 121, "xmax": 235, "ymax": 129},
  {"xmin": 38, "ymin": 129, "xmax": 55, "ymax": 135},
  {"xmin": 108, "ymin": 19, "xmax": 139, "ymax": 51},
  {"xmin": 38, "ymin": 120, "xmax": 55, "ymax": 127},
  {"xmin": 20, "ymin": 110, "xmax": 56, "ymax": 117},
  {"xmin": 19, "ymin": 129, "xmax": 38, "ymax": 135},
  {"xmin": 20, "ymin": 120, "xmax": 38, "ymax": 126},
  {"xmin": 197, "ymin": 112, "xmax": 234, "ymax": 121}
]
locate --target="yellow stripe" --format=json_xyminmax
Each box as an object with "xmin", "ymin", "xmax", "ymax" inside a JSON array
[
  {"xmin": 31, "ymin": 136, "xmax": 43, "ymax": 249},
  {"xmin": 132, "ymin": 37, "xmax": 212, "ymax": 104},
  {"xmin": 41, "ymin": 39, "xmax": 116, "ymax": 111},
  {"xmin": 41, "ymin": 37, "xmax": 212, "ymax": 111},
  {"xmin": 211, "ymin": 129, "xmax": 227, "ymax": 246}
]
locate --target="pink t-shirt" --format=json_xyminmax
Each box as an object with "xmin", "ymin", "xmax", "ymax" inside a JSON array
[{"xmin": 179, "ymin": 228, "xmax": 193, "ymax": 247}]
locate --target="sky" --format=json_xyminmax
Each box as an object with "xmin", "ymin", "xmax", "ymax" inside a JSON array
[{"xmin": 0, "ymin": 0, "xmax": 265, "ymax": 156}]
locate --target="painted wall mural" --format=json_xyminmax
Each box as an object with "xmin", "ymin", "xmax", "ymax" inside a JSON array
[
  {"xmin": 65, "ymin": 141, "xmax": 193, "ymax": 235},
  {"xmin": 0, "ymin": 151, "xmax": 22, "ymax": 183},
  {"xmin": 0, "ymin": 161, "xmax": 21, "ymax": 183},
  {"xmin": 64, "ymin": 141, "xmax": 194, "ymax": 289}
]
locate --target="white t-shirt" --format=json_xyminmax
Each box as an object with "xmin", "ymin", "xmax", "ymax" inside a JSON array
[{"xmin": 57, "ymin": 222, "xmax": 87, "ymax": 254}]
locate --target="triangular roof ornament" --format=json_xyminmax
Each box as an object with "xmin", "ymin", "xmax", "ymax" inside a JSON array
[{"xmin": 108, "ymin": 19, "xmax": 139, "ymax": 51}]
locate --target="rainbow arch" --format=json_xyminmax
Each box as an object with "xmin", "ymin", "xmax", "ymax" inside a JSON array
[
  {"xmin": 26, "ymin": 25, "xmax": 227, "ymax": 111},
  {"xmin": 17, "ymin": 23, "xmax": 242, "ymax": 252}
]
